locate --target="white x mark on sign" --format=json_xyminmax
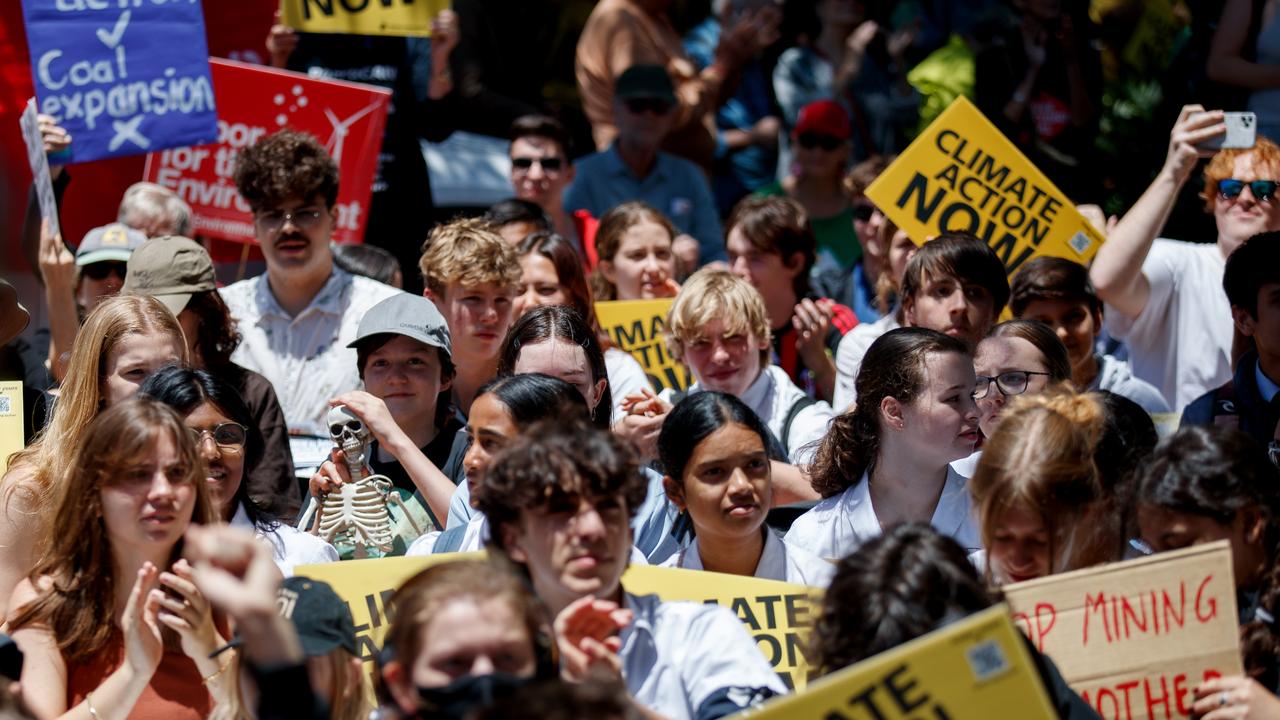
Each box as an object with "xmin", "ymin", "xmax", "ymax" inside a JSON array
[{"xmin": 108, "ymin": 116, "xmax": 149, "ymax": 151}]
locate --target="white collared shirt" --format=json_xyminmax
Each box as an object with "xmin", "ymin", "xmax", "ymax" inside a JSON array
[
  {"xmin": 833, "ymin": 312, "xmax": 900, "ymax": 412},
  {"xmin": 621, "ymin": 592, "xmax": 787, "ymax": 720},
  {"xmin": 785, "ymin": 465, "xmax": 982, "ymax": 561},
  {"xmin": 659, "ymin": 529, "xmax": 834, "ymax": 588},
  {"xmin": 1258, "ymin": 360, "xmax": 1280, "ymax": 403},
  {"xmin": 661, "ymin": 365, "xmax": 834, "ymax": 466},
  {"xmin": 231, "ymin": 503, "xmax": 339, "ymax": 577},
  {"xmin": 221, "ymin": 266, "xmax": 402, "ymax": 435}
]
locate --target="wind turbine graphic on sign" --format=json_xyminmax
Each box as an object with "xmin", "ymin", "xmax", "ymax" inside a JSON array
[{"xmin": 323, "ymin": 103, "xmax": 383, "ymax": 165}]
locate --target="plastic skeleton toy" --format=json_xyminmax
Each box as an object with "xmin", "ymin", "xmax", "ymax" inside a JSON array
[{"xmin": 297, "ymin": 406, "xmax": 421, "ymax": 558}]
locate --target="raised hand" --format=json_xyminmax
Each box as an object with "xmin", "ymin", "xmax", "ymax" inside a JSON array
[
  {"xmin": 1164, "ymin": 105, "xmax": 1226, "ymax": 184},
  {"xmin": 121, "ymin": 563, "xmax": 165, "ymax": 679},
  {"xmin": 154, "ymin": 559, "xmax": 225, "ymax": 662},
  {"xmin": 554, "ymin": 595, "xmax": 633, "ymax": 682}
]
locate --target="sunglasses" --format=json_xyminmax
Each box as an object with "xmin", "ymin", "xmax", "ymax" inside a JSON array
[
  {"xmin": 254, "ymin": 207, "xmax": 325, "ymax": 233},
  {"xmin": 81, "ymin": 261, "xmax": 127, "ymax": 281},
  {"xmin": 852, "ymin": 203, "xmax": 876, "ymax": 222},
  {"xmin": 511, "ymin": 156, "xmax": 564, "ymax": 172},
  {"xmin": 625, "ymin": 98, "xmax": 673, "ymax": 116},
  {"xmin": 189, "ymin": 423, "xmax": 248, "ymax": 450},
  {"xmin": 972, "ymin": 370, "xmax": 1053, "ymax": 400},
  {"xmin": 1218, "ymin": 179, "xmax": 1278, "ymax": 201},
  {"xmin": 796, "ymin": 132, "xmax": 843, "ymax": 151}
]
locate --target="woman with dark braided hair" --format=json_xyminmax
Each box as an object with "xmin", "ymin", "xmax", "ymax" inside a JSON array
[
  {"xmin": 786, "ymin": 327, "xmax": 983, "ymax": 561},
  {"xmin": 1135, "ymin": 425, "xmax": 1280, "ymax": 716}
]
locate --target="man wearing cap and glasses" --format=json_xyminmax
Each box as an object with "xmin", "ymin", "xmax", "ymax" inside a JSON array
[
  {"xmin": 565, "ymin": 64, "xmax": 726, "ymax": 268},
  {"xmin": 220, "ymin": 130, "xmax": 401, "ymax": 436},
  {"xmin": 1091, "ymin": 107, "xmax": 1280, "ymax": 414}
]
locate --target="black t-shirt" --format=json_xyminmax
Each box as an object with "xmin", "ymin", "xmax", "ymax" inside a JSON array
[{"xmin": 368, "ymin": 414, "xmax": 467, "ymax": 495}]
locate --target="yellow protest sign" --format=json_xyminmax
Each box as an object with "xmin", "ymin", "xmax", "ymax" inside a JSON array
[
  {"xmin": 1002, "ymin": 541, "xmax": 1242, "ymax": 720},
  {"xmin": 594, "ymin": 299, "xmax": 692, "ymax": 393},
  {"xmin": 865, "ymin": 96, "xmax": 1106, "ymax": 276},
  {"xmin": 280, "ymin": 0, "xmax": 450, "ymax": 37},
  {"xmin": 623, "ymin": 564, "xmax": 820, "ymax": 691},
  {"xmin": 296, "ymin": 556, "xmax": 818, "ymax": 689},
  {"xmin": 742, "ymin": 604, "xmax": 1057, "ymax": 719},
  {"xmin": 0, "ymin": 382, "xmax": 22, "ymax": 476}
]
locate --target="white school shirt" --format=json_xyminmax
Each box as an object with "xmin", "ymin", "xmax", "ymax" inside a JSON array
[
  {"xmin": 1103, "ymin": 239, "xmax": 1232, "ymax": 413},
  {"xmin": 621, "ymin": 592, "xmax": 788, "ymax": 720},
  {"xmin": 605, "ymin": 347, "xmax": 653, "ymax": 425},
  {"xmin": 660, "ymin": 365, "xmax": 834, "ymax": 466},
  {"xmin": 221, "ymin": 266, "xmax": 402, "ymax": 435},
  {"xmin": 832, "ymin": 313, "xmax": 900, "ymax": 412},
  {"xmin": 230, "ymin": 503, "xmax": 339, "ymax": 577},
  {"xmin": 659, "ymin": 530, "xmax": 835, "ymax": 588},
  {"xmin": 406, "ymin": 513, "xmax": 651, "ymax": 564},
  {"xmin": 785, "ymin": 465, "xmax": 981, "ymax": 561}
]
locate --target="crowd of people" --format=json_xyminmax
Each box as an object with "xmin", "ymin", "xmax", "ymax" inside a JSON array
[{"xmin": 4, "ymin": 0, "xmax": 1280, "ymax": 718}]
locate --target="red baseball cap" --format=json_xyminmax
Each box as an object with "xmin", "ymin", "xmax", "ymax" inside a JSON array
[{"xmin": 794, "ymin": 100, "xmax": 852, "ymax": 140}]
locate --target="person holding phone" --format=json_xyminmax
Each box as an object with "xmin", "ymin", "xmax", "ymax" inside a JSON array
[{"xmin": 1090, "ymin": 106, "xmax": 1280, "ymax": 414}]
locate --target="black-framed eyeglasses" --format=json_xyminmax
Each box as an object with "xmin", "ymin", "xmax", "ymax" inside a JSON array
[
  {"xmin": 189, "ymin": 423, "xmax": 248, "ymax": 450},
  {"xmin": 254, "ymin": 207, "xmax": 325, "ymax": 233},
  {"xmin": 625, "ymin": 98, "xmax": 672, "ymax": 116},
  {"xmin": 1218, "ymin": 179, "xmax": 1278, "ymax": 202},
  {"xmin": 972, "ymin": 371, "xmax": 1053, "ymax": 400},
  {"xmin": 511, "ymin": 156, "xmax": 564, "ymax": 172},
  {"xmin": 81, "ymin": 261, "xmax": 127, "ymax": 281},
  {"xmin": 797, "ymin": 132, "xmax": 843, "ymax": 151}
]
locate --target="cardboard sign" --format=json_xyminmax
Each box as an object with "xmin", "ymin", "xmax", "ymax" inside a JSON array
[
  {"xmin": 295, "ymin": 556, "xmax": 818, "ymax": 689},
  {"xmin": 143, "ymin": 58, "xmax": 389, "ymax": 245},
  {"xmin": 865, "ymin": 96, "xmax": 1106, "ymax": 276},
  {"xmin": 0, "ymin": 383, "xmax": 23, "ymax": 477},
  {"xmin": 743, "ymin": 605, "xmax": 1057, "ymax": 719},
  {"xmin": 20, "ymin": 0, "xmax": 217, "ymax": 163},
  {"xmin": 19, "ymin": 98, "xmax": 60, "ymax": 240},
  {"xmin": 1002, "ymin": 541, "xmax": 1242, "ymax": 720},
  {"xmin": 280, "ymin": 0, "xmax": 450, "ymax": 37},
  {"xmin": 594, "ymin": 299, "xmax": 691, "ymax": 394}
]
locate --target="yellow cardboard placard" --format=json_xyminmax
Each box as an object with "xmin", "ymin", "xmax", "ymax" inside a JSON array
[
  {"xmin": 0, "ymin": 382, "xmax": 23, "ymax": 477},
  {"xmin": 296, "ymin": 556, "xmax": 819, "ymax": 689},
  {"xmin": 741, "ymin": 604, "xmax": 1057, "ymax": 719},
  {"xmin": 1002, "ymin": 541, "xmax": 1242, "ymax": 720},
  {"xmin": 280, "ymin": 0, "xmax": 450, "ymax": 37},
  {"xmin": 594, "ymin": 299, "xmax": 692, "ymax": 393},
  {"xmin": 865, "ymin": 96, "xmax": 1106, "ymax": 276}
]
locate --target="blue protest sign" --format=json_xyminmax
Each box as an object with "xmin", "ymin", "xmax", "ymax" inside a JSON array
[{"xmin": 20, "ymin": 0, "xmax": 218, "ymax": 164}]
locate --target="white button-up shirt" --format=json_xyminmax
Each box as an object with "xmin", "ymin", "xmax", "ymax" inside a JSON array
[
  {"xmin": 621, "ymin": 592, "xmax": 788, "ymax": 720},
  {"xmin": 786, "ymin": 465, "xmax": 982, "ymax": 561},
  {"xmin": 659, "ymin": 529, "xmax": 834, "ymax": 588},
  {"xmin": 221, "ymin": 266, "xmax": 401, "ymax": 435},
  {"xmin": 231, "ymin": 503, "xmax": 338, "ymax": 577}
]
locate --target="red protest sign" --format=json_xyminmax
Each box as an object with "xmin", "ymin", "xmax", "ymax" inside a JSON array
[{"xmin": 143, "ymin": 57, "xmax": 389, "ymax": 245}]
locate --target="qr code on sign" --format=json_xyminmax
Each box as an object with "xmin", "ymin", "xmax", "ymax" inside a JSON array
[
  {"xmin": 965, "ymin": 639, "xmax": 1010, "ymax": 683},
  {"xmin": 0, "ymin": 396, "xmax": 10, "ymax": 415},
  {"xmin": 1069, "ymin": 231, "xmax": 1093, "ymax": 256}
]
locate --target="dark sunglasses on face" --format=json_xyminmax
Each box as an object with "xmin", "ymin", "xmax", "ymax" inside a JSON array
[
  {"xmin": 625, "ymin": 98, "xmax": 673, "ymax": 116},
  {"xmin": 511, "ymin": 156, "xmax": 564, "ymax": 172},
  {"xmin": 972, "ymin": 370, "xmax": 1053, "ymax": 400},
  {"xmin": 852, "ymin": 203, "xmax": 876, "ymax": 222},
  {"xmin": 254, "ymin": 207, "xmax": 325, "ymax": 233},
  {"xmin": 190, "ymin": 423, "xmax": 248, "ymax": 450},
  {"xmin": 1218, "ymin": 178, "xmax": 1279, "ymax": 202},
  {"xmin": 796, "ymin": 132, "xmax": 843, "ymax": 151},
  {"xmin": 81, "ymin": 261, "xmax": 127, "ymax": 281}
]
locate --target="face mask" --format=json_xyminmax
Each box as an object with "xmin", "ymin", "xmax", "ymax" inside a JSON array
[{"xmin": 415, "ymin": 672, "xmax": 532, "ymax": 720}]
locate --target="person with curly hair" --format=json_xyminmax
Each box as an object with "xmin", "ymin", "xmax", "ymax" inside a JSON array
[{"xmin": 220, "ymin": 129, "xmax": 402, "ymax": 435}]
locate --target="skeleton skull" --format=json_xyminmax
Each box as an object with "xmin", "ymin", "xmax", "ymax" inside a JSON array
[{"xmin": 327, "ymin": 405, "xmax": 371, "ymax": 472}]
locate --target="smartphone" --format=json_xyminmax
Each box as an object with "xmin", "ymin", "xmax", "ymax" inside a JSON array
[{"xmin": 1197, "ymin": 111, "xmax": 1257, "ymax": 150}]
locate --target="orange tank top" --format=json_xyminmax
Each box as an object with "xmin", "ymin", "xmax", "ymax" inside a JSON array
[{"xmin": 66, "ymin": 639, "xmax": 211, "ymax": 720}]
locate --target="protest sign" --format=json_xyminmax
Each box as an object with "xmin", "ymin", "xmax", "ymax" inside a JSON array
[
  {"xmin": 143, "ymin": 58, "xmax": 390, "ymax": 245},
  {"xmin": 0, "ymin": 383, "xmax": 23, "ymax": 477},
  {"xmin": 20, "ymin": 0, "xmax": 217, "ymax": 164},
  {"xmin": 19, "ymin": 98, "xmax": 60, "ymax": 241},
  {"xmin": 1002, "ymin": 541, "xmax": 1242, "ymax": 720},
  {"xmin": 594, "ymin": 299, "xmax": 692, "ymax": 393},
  {"xmin": 296, "ymin": 556, "xmax": 817, "ymax": 689},
  {"xmin": 865, "ymin": 96, "xmax": 1106, "ymax": 276},
  {"xmin": 742, "ymin": 604, "xmax": 1057, "ymax": 719},
  {"xmin": 281, "ymin": 0, "xmax": 450, "ymax": 37}
]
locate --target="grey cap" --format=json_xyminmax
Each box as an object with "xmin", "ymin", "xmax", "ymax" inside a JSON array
[
  {"xmin": 76, "ymin": 223, "xmax": 147, "ymax": 266},
  {"xmin": 348, "ymin": 293, "xmax": 451, "ymax": 359}
]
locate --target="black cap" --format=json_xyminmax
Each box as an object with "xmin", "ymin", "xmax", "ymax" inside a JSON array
[
  {"xmin": 279, "ymin": 576, "xmax": 358, "ymax": 657},
  {"xmin": 614, "ymin": 64, "xmax": 676, "ymax": 104}
]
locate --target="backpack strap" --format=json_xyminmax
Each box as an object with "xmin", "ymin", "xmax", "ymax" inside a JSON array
[
  {"xmin": 432, "ymin": 524, "xmax": 469, "ymax": 554},
  {"xmin": 780, "ymin": 396, "xmax": 818, "ymax": 457}
]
